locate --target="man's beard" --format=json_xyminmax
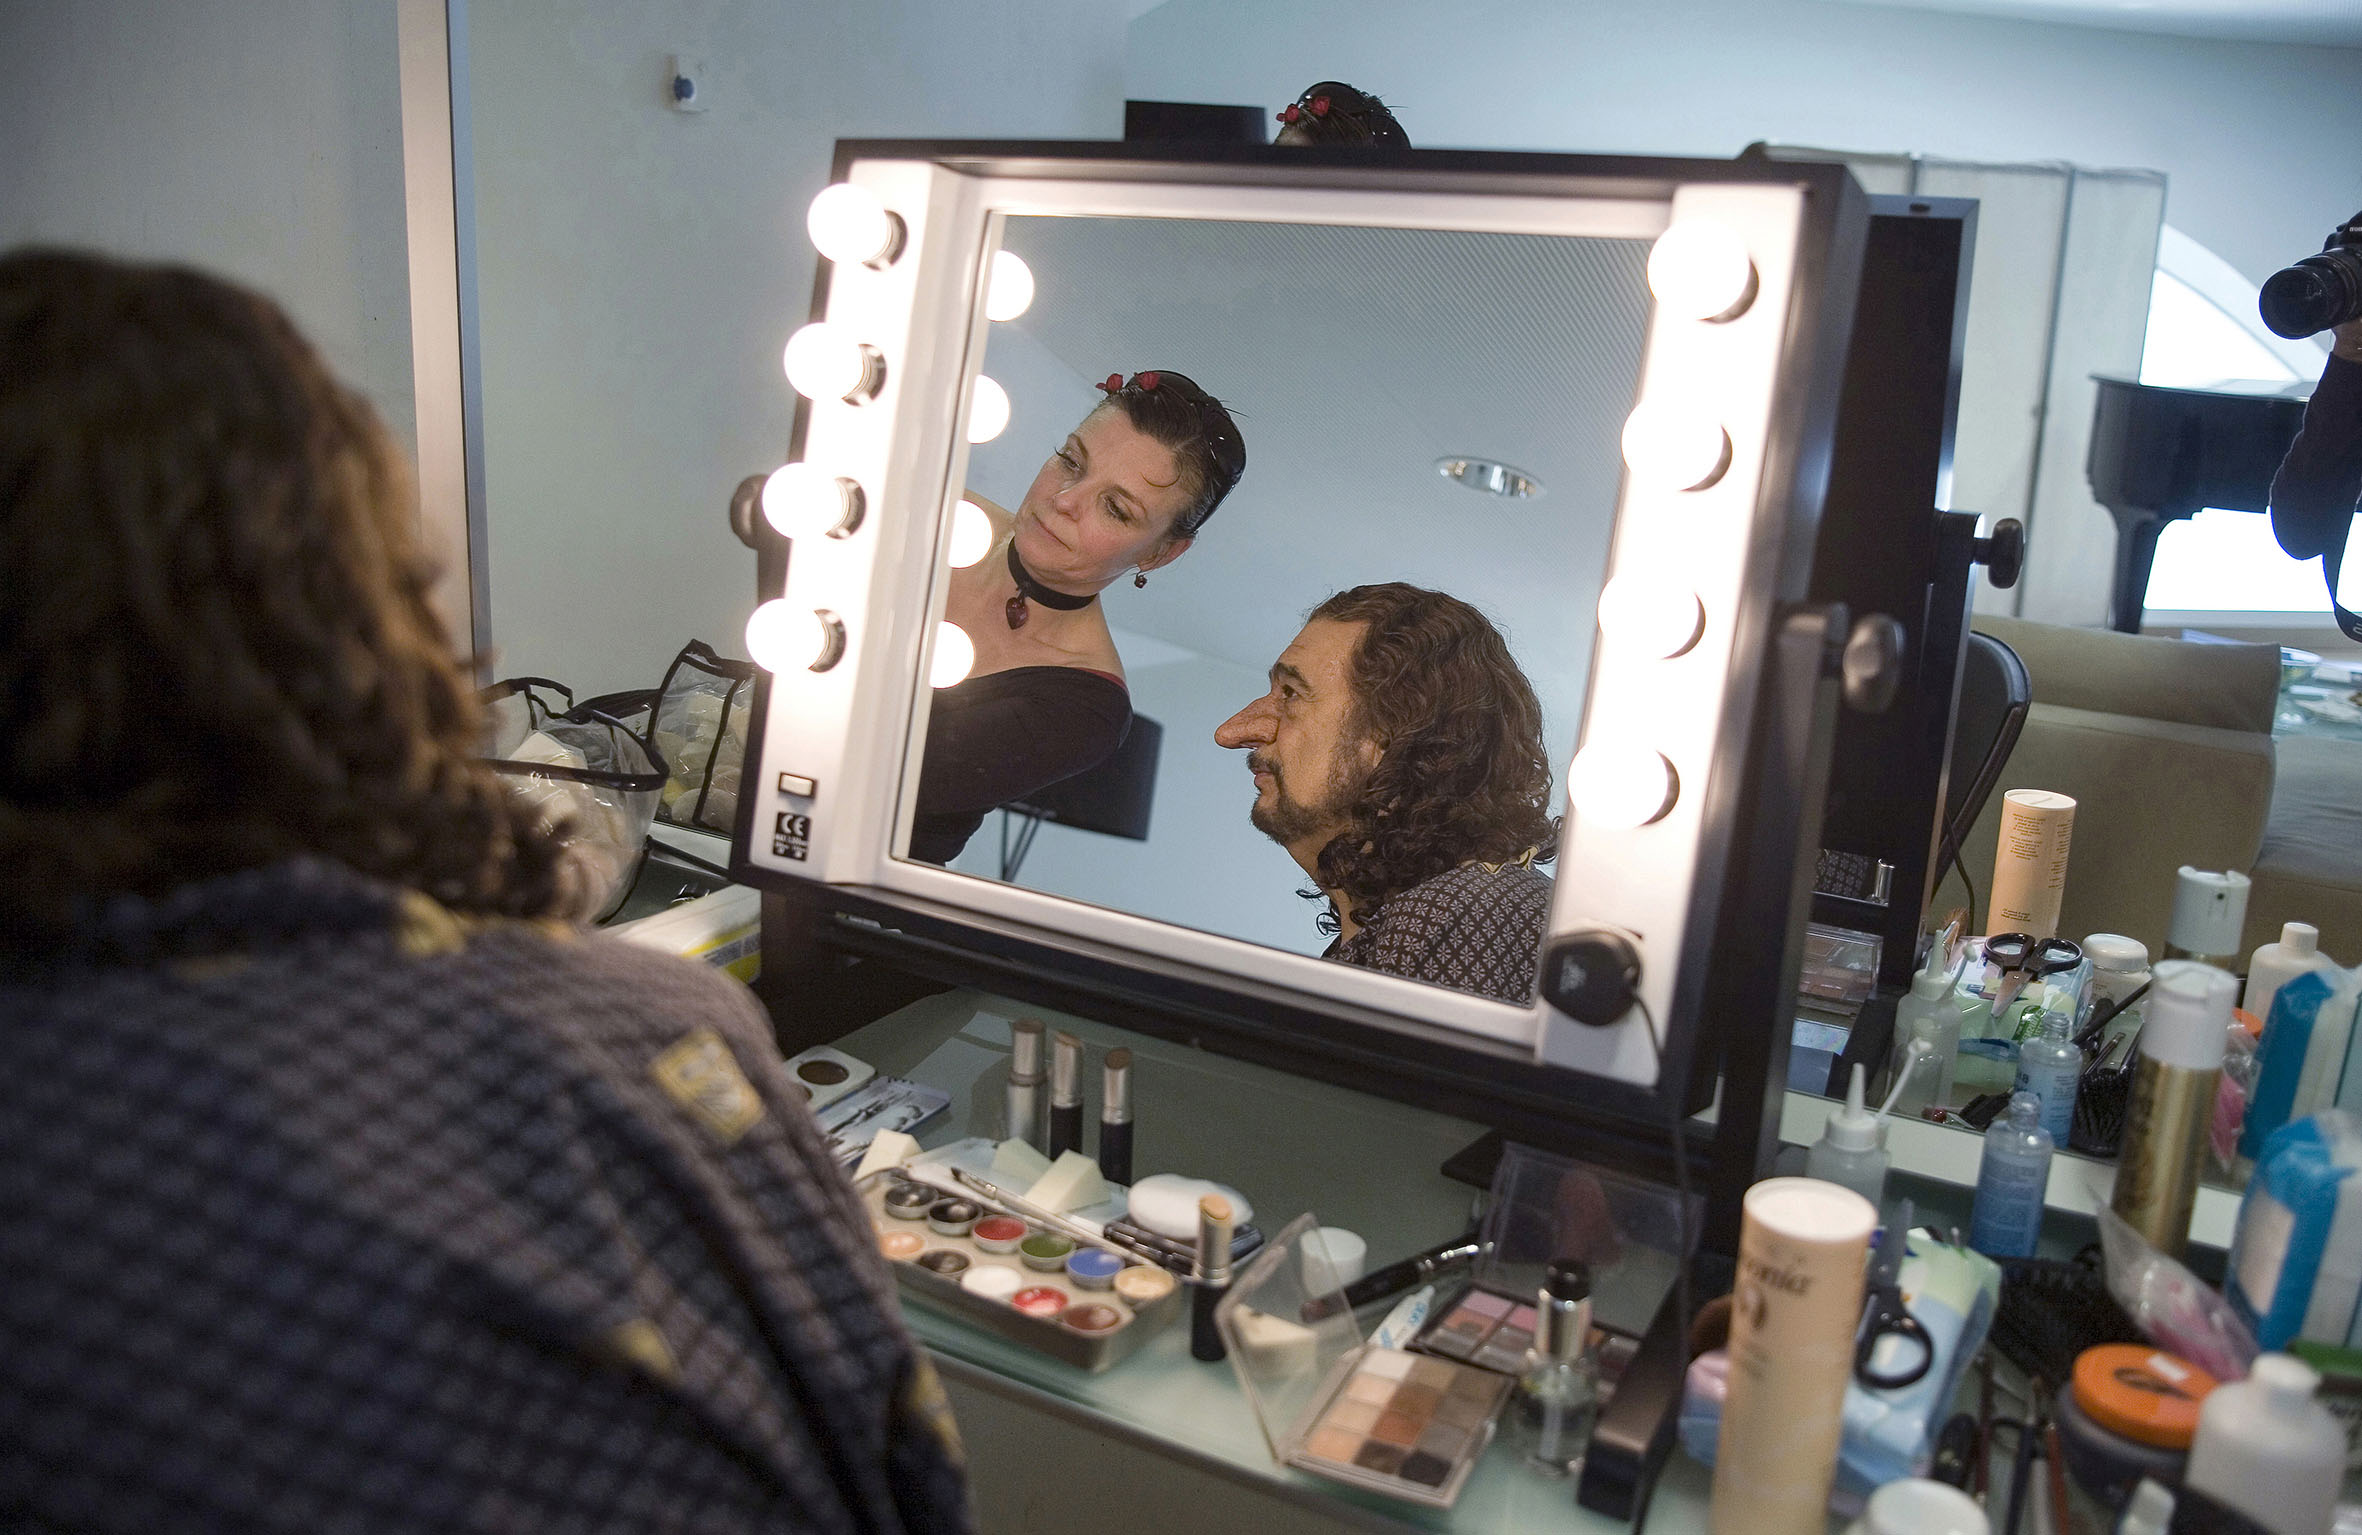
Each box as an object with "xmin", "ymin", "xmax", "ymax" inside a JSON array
[{"xmin": 1246, "ymin": 749, "xmax": 1364, "ymax": 848}]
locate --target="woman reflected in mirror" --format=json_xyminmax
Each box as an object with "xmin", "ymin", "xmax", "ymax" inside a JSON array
[
  {"xmin": 1272, "ymin": 81, "xmax": 1409, "ymax": 149},
  {"xmin": 910, "ymin": 370, "xmax": 1245, "ymax": 864}
]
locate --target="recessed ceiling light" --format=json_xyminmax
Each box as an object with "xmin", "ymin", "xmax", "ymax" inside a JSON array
[{"xmin": 1435, "ymin": 456, "xmax": 1543, "ymax": 499}]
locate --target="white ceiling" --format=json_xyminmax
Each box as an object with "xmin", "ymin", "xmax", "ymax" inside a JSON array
[
  {"xmin": 972, "ymin": 215, "xmax": 1653, "ymax": 752},
  {"xmin": 1835, "ymin": 0, "xmax": 2362, "ymax": 47}
]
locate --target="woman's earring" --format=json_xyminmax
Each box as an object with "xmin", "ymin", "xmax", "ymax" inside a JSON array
[{"xmin": 1134, "ymin": 571, "xmax": 1149, "ymax": 589}]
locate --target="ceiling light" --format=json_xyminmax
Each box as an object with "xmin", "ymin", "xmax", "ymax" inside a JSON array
[
  {"xmin": 986, "ymin": 251, "xmax": 1035, "ymax": 321},
  {"xmin": 1435, "ymin": 457, "xmax": 1544, "ymax": 499},
  {"xmin": 1649, "ymin": 220, "xmax": 1758, "ymax": 322}
]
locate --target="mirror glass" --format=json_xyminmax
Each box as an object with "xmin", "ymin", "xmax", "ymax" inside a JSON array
[{"xmin": 905, "ymin": 213, "xmax": 1652, "ymax": 1003}]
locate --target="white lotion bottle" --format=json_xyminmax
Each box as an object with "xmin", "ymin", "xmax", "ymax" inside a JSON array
[
  {"xmin": 1806, "ymin": 1064, "xmax": 1889, "ymax": 1211},
  {"xmin": 2182, "ymin": 1353, "xmax": 2342, "ymax": 1535},
  {"xmin": 2245, "ymin": 922, "xmax": 2335, "ymax": 1025},
  {"xmin": 1893, "ymin": 951, "xmax": 1966, "ymax": 1111}
]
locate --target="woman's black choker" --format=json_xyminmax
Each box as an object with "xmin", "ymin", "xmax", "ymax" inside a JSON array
[{"xmin": 1004, "ymin": 540, "xmax": 1095, "ymax": 629}]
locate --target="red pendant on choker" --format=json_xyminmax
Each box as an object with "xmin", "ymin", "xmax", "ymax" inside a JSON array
[{"xmin": 1004, "ymin": 541, "xmax": 1095, "ymax": 629}]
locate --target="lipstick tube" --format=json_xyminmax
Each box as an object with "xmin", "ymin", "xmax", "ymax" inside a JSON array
[
  {"xmin": 1006, "ymin": 1018, "xmax": 1045, "ymax": 1150},
  {"xmin": 1098, "ymin": 1048, "xmax": 1133, "ymax": 1186},
  {"xmin": 1048, "ymin": 1031, "xmax": 1083, "ymax": 1159},
  {"xmin": 1191, "ymin": 1193, "xmax": 1235, "ymax": 1362}
]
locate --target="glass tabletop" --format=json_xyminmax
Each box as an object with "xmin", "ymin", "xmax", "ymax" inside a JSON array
[{"xmin": 832, "ymin": 988, "xmax": 1711, "ymax": 1534}]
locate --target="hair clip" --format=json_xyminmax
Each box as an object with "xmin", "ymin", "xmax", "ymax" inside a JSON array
[
  {"xmin": 1310, "ymin": 95, "xmax": 1331, "ymax": 117},
  {"xmin": 1277, "ymin": 104, "xmax": 1300, "ymax": 124},
  {"xmin": 1135, "ymin": 370, "xmax": 1160, "ymax": 391},
  {"xmin": 1099, "ymin": 373, "xmax": 1123, "ymax": 393}
]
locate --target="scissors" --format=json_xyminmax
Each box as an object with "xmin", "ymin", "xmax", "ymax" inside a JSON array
[
  {"xmin": 1855, "ymin": 1200, "xmax": 1933, "ymax": 1391},
  {"xmin": 1984, "ymin": 932, "xmax": 2083, "ymax": 1017}
]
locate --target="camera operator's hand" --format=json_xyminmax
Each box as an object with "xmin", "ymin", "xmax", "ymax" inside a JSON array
[{"xmin": 2334, "ymin": 318, "xmax": 2362, "ymax": 365}]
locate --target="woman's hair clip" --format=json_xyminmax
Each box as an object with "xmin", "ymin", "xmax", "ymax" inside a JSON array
[
  {"xmin": 1100, "ymin": 373, "xmax": 1123, "ymax": 393},
  {"xmin": 1276, "ymin": 104, "xmax": 1301, "ymax": 124},
  {"xmin": 1310, "ymin": 95, "xmax": 1331, "ymax": 117},
  {"xmin": 1135, "ymin": 370, "xmax": 1160, "ymax": 391},
  {"xmin": 1098, "ymin": 371, "xmax": 1162, "ymax": 394}
]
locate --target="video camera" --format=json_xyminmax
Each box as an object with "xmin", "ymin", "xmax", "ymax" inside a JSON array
[{"xmin": 2261, "ymin": 210, "xmax": 2362, "ymax": 340}]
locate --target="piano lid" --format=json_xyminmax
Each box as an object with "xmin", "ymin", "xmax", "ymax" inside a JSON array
[{"xmin": 2087, "ymin": 373, "xmax": 2310, "ymax": 519}]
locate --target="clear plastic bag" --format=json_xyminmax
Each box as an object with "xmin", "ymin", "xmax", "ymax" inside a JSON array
[
  {"xmin": 481, "ymin": 678, "xmax": 667, "ymax": 922},
  {"xmin": 2096, "ymin": 1204, "xmax": 2259, "ymax": 1381},
  {"xmin": 650, "ymin": 641, "xmax": 757, "ymax": 836}
]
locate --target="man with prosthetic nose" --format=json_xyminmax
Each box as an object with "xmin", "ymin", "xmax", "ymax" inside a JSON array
[{"xmin": 1215, "ymin": 583, "xmax": 1557, "ymax": 1003}]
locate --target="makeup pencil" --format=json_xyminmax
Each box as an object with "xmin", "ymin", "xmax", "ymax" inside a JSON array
[
  {"xmin": 1048, "ymin": 1031, "xmax": 1083, "ymax": 1159},
  {"xmin": 1098, "ymin": 1048, "xmax": 1133, "ymax": 1186},
  {"xmin": 1190, "ymin": 1193, "xmax": 1235, "ymax": 1363}
]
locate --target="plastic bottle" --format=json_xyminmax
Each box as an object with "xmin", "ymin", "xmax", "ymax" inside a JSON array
[
  {"xmin": 2013, "ymin": 1009, "xmax": 2082, "ymax": 1143},
  {"xmin": 1893, "ymin": 950, "xmax": 1967, "ymax": 1112},
  {"xmin": 1969, "ymin": 1091, "xmax": 2054, "ymax": 1259},
  {"xmin": 2163, "ymin": 867, "xmax": 2250, "ymax": 965},
  {"xmin": 2114, "ymin": 1479, "xmax": 2174, "ymax": 1535},
  {"xmin": 1510, "ymin": 1259, "xmax": 1598, "ymax": 1478},
  {"xmin": 2182, "ymin": 1352, "xmax": 2342, "ymax": 1535},
  {"xmin": 2244, "ymin": 922, "xmax": 2334, "ymax": 1025},
  {"xmin": 2113, "ymin": 962, "xmax": 2235, "ymax": 1259},
  {"xmin": 1889, "ymin": 1021, "xmax": 1944, "ymax": 1120},
  {"xmin": 1807, "ymin": 1064, "xmax": 1890, "ymax": 1210}
]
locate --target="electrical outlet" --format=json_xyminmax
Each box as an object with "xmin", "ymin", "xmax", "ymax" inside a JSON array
[{"xmin": 667, "ymin": 54, "xmax": 708, "ymax": 113}]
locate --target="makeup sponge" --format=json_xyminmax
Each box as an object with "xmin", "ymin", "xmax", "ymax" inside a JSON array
[
  {"xmin": 991, "ymin": 1137, "xmax": 1053, "ymax": 1184},
  {"xmin": 1126, "ymin": 1174, "xmax": 1254, "ymax": 1239},
  {"xmin": 1025, "ymin": 1150, "xmax": 1109, "ymax": 1214},
  {"xmin": 854, "ymin": 1129, "xmax": 920, "ymax": 1181}
]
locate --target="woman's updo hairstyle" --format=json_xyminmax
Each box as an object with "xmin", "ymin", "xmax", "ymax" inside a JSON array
[
  {"xmin": 1090, "ymin": 370, "xmax": 1245, "ymax": 539},
  {"xmin": 1274, "ymin": 82, "xmax": 1409, "ymax": 148}
]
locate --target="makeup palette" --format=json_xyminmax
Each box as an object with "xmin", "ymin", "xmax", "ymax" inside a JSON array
[
  {"xmin": 857, "ymin": 1170, "xmax": 1183, "ymax": 1372},
  {"xmin": 780, "ymin": 1044, "xmax": 876, "ymax": 1111},
  {"xmin": 1218, "ymin": 1214, "xmax": 1511, "ymax": 1509},
  {"xmin": 1419, "ymin": 1287, "xmax": 1548, "ymax": 1374}
]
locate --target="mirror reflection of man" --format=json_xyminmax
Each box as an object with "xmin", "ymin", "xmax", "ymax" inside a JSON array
[{"xmin": 1214, "ymin": 583, "xmax": 1558, "ymax": 1002}]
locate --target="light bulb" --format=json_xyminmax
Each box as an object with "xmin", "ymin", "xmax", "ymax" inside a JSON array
[
  {"xmin": 806, "ymin": 183, "xmax": 902, "ymax": 268},
  {"xmin": 762, "ymin": 463, "xmax": 863, "ymax": 540},
  {"xmin": 930, "ymin": 620, "xmax": 976, "ymax": 689},
  {"xmin": 1570, "ymin": 743, "xmax": 1678, "ymax": 828},
  {"xmin": 782, "ymin": 322, "xmax": 882, "ymax": 403},
  {"xmin": 1648, "ymin": 220, "xmax": 1758, "ymax": 322},
  {"xmin": 1597, "ymin": 575, "xmax": 1705, "ymax": 658},
  {"xmin": 967, "ymin": 375, "xmax": 1010, "ymax": 444},
  {"xmin": 948, "ymin": 497, "xmax": 994, "ymax": 568},
  {"xmin": 1621, "ymin": 402, "xmax": 1731, "ymax": 492},
  {"xmin": 746, "ymin": 600, "xmax": 846, "ymax": 673},
  {"xmin": 985, "ymin": 250, "xmax": 1035, "ymax": 321}
]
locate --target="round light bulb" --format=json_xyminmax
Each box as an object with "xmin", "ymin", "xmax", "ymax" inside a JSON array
[
  {"xmin": 1621, "ymin": 402, "xmax": 1732, "ymax": 492},
  {"xmin": 967, "ymin": 375, "xmax": 1010, "ymax": 444},
  {"xmin": 948, "ymin": 497, "xmax": 994, "ymax": 569},
  {"xmin": 782, "ymin": 322, "xmax": 881, "ymax": 403},
  {"xmin": 761, "ymin": 462, "xmax": 861, "ymax": 540},
  {"xmin": 1648, "ymin": 220, "xmax": 1758, "ymax": 322},
  {"xmin": 746, "ymin": 600, "xmax": 845, "ymax": 673},
  {"xmin": 1597, "ymin": 575, "xmax": 1706, "ymax": 659},
  {"xmin": 930, "ymin": 620, "xmax": 976, "ymax": 689},
  {"xmin": 985, "ymin": 250, "xmax": 1035, "ymax": 322},
  {"xmin": 1569, "ymin": 743, "xmax": 1679, "ymax": 829},
  {"xmin": 806, "ymin": 183, "xmax": 901, "ymax": 267}
]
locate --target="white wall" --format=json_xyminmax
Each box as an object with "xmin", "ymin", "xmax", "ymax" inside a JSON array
[
  {"xmin": 0, "ymin": 0, "xmax": 415, "ymax": 451},
  {"xmin": 1125, "ymin": 0, "xmax": 2362, "ymax": 300},
  {"xmin": 468, "ymin": 0, "xmax": 1128, "ymax": 693}
]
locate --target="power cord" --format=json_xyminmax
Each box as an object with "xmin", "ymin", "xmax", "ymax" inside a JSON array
[{"xmin": 1632, "ymin": 995, "xmax": 1693, "ymax": 1355}]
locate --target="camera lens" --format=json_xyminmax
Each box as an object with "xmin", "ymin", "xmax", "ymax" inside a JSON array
[{"xmin": 2260, "ymin": 246, "xmax": 2362, "ymax": 339}]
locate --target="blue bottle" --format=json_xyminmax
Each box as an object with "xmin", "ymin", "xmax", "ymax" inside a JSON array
[
  {"xmin": 2013, "ymin": 1010, "xmax": 2082, "ymax": 1143},
  {"xmin": 1970, "ymin": 1091, "xmax": 2055, "ymax": 1259}
]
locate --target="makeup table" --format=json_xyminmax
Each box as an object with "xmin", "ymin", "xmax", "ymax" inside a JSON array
[{"xmin": 831, "ymin": 988, "xmax": 1723, "ymax": 1535}]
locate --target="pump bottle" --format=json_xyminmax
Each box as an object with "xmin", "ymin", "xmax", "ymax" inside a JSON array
[
  {"xmin": 1806, "ymin": 1064, "xmax": 1890, "ymax": 1210},
  {"xmin": 1969, "ymin": 1091, "xmax": 2053, "ymax": 1258},
  {"xmin": 2244, "ymin": 921, "xmax": 2334, "ymax": 1025}
]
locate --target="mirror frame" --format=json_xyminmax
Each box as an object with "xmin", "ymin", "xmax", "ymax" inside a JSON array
[{"xmin": 733, "ymin": 139, "xmax": 1869, "ymax": 1136}]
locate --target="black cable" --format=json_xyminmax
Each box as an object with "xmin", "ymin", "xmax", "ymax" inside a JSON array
[
  {"xmin": 1633, "ymin": 996, "xmax": 1693, "ymax": 1354},
  {"xmin": 1935, "ymin": 833, "xmax": 1979, "ymax": 938}
]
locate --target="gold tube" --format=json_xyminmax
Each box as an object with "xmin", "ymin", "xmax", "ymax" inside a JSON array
[{"xmin": 2110, "ymin": 1057, "xmax": 2219, "ymax": 1258}]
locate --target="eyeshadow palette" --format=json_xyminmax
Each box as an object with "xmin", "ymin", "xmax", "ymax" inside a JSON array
[
  {"xmin": 1417, "ymin": 1281, "xmax": 1638, "ymax": 1385},
  {"xmin": 1217, "ymin": 1213, "xmax": 1512, "ymax": 1509},
  {"xmin": 781, "ymin": 1044, "xmax": 875, "ymax": 1111},
  {"xmin": 857, "ymin": 1171, "xmax": 1181, "ymax": 1373}
]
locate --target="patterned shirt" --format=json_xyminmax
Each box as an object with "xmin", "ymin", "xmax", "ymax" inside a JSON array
[
  {"xmin": 0, "ymin": 859, "xmax": 971, "ymax": 1535},
  {"xmin": 1324, "ymin": 861, "xmax": 1554, "ymax": 1003}
]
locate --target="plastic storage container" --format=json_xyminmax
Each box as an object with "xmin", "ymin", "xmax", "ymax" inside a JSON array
[{"xmin": 2226, "ymin": 1109, "xmax": 2362, "ymax": 1351}]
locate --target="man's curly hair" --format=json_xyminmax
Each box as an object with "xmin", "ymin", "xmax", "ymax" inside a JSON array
[
  {"xmin": 0, "ymin": 248, "xmax": 572, "ymax": 950},
  {"xmin": 1307, "ymin": 583, "xmax": 1557, "ymax": 932}
]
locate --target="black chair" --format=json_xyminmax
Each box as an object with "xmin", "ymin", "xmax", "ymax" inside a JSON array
[
  {"xmin": 1936, "ymin": 630, "xmax": 2032, "ymax": 898},
  {"xmin": 998, "ymin": 715, "xmax": 1163, "ymax": 880}
]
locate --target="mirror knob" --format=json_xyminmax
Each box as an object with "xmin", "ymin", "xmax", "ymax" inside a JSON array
[
  {"xmin": 727, "ymin": 473, "xmax": 767, "ymax": 550},
  {"xmin": 1974, "ymin": 518, "xmax": 2025, "ymax": 590},
  {"xmin": 1840, "ymin": 614, "xmax": 1907, "ymax": 714},
  {"xmin": 1541, "ymin": 930, "xmax": 1642, "ymax": 1026}
]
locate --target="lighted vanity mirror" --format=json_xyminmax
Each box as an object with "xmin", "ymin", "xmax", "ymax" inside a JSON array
[{"xmin": 735, "ymin": 143, "xmax": 1868, "ymax": 1111}]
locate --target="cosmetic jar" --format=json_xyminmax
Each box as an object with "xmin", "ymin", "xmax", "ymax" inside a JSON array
[
  {"xmin": 878, "ymin": 1230, "xmax": 925, "ymax": 1261},
  {"xmin": 2053, "ymin": 1344, "xmax": 2217, "ymax": 1510},
  {"xmin": 1011, "ymin": 1286, "xmax": 1068, "ymax": 1319},
  {"xmin": 1113, "ymin": 1265, "xmax": 1177, "ymax": 1305},
  {"xmin": 882, "ymin": 1184, "xmax": 935, "ymax": 1221},
  {"xmin": 972, "ymin": 1216, "xmax": 1028, "ymax": 1254},
  {"xmin": 1063, "ymin": 1304, "xmax": 1124, "ymax": 1335},
  {"xmin": 959, "ymin": 1265, "xmax": 1023, "ymax": 1301},
  {"xmin": 1066, "ymin": 1249, "xmax": 1126, "ymax": 1290},
  {"xmin": 1019, "ymin": 1232, "xmax": 1076, "ymax": 1271},
  {"xmin": 916, "ymin": 1249, "xmax": 971, "ymax": 1278},
  {"xmin": 926, "ymin": 1198, "xmax": 980, "ymax": 1238}
]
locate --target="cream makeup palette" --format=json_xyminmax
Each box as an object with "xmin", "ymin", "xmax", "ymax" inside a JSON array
[{"xmin": 1218, "ymin": 1214, "xmax": 1511, "ymax": 1509}]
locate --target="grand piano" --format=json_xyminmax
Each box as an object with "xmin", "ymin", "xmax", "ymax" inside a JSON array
[{"xmin": 2087, "ymin": 375, "xmax": 2311, "ymax": 631}]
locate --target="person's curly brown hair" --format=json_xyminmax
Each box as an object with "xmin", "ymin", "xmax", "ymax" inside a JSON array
[
  {"xmin": 1305, "ymin": 583, "xmax": 1557, "ymax": 931},
  {"xmin": 0, "ymin": 248, "xmax": 572, "ymax": 950}
]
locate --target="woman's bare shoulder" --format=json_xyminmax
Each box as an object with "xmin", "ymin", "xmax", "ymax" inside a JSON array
[{"xmin": 965, "ymin": 492, "xmax": 1016, "ymax": 535}]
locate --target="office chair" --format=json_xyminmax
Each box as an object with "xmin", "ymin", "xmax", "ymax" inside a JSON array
[{"xmin": 1937, "ymin": 630, "xmax": 2033, "ymax": 896}]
